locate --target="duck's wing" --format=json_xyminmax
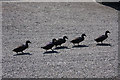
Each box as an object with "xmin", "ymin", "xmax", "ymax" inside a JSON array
[
  {"xmin": 41, "ymin": 42, "xmax": 54, "ymax": 49},
  {"xmin": 13, "ymin": 44, "xmax": 26, "ymax": 52},
  {"xmin": 56, "ymin": 38, "xmax": 63, "ymax": 43},
  {"xmin": 57, "ymin": 38, "xmax": 63, "ymax": 41},
  {"xmin": 71, "ymin": 37, "xmax": 80, "ymax": 42},
  {"xmin": 95, "ymin": 35, "xmax": 106, "ymax": 41}
]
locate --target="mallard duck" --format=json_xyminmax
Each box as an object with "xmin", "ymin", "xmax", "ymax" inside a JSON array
[
  {"xmin": 13, "ymin": 40, "xmax": 31, "ymax": 54},
  {"xmin": 41, "ymin": 39, "xmax": 56, "ymax": 51},
  {"xmin": 94, "ymin": 30, "xmax": 110, "ymax": 44},
  {"xmin": 70, "ymin": 34, "xmax": 86, "ymax": 46},
  {"xmin": 54, "ymin": 36, "xmax": 68, "ymax": 47}
]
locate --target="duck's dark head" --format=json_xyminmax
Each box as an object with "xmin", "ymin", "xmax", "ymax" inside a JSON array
[
  {"xmin": 105, "ymin": 30, "xmax": 110, "ymax": 35},
  {"xmin": 82, "ymin": 34, "xmax": 86, "ymax": 37},
  {"xmin": 26, "ymin": 40, "xmax": 31, "ymax": 43},
  {"xmin": 106, "ymin": 30, "xmax": 110, "ymax": 34},
  {"xmin": 52, "ymin": 38, "xmax": 57, "ymax": 43},
  {"xmin": 63, "ymin": 36, "xmax": 68, "ymax": 40}
]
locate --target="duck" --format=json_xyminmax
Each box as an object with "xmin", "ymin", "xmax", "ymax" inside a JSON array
[
  {"xmin": 41, "ymin": 39, "xmax": 56, "ymax": 51},
  {"xmin": 13, "ymin": 40, "xmax": 31, "ymax": 54},
  {"xmin": 54, "ymin": 36, "xmax": 68, "ymax": 47},
  {"xmin": 94, "ymin": 30, "xmax": 110, "ymax": 44},
  {"xmin": 70, "ymin": 34, "xmax": 86, "ymax": 46}
]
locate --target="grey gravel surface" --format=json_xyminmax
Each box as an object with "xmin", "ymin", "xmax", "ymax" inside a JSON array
[
  {"xmin": 2, "ymin": 2, "xmax": 118, "ymax": 78},
  {"xmin": 0, "ymin": 2, "xmax": 2, "ymax": 80}
]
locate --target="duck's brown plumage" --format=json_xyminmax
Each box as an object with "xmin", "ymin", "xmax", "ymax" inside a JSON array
[
  {"xmin": 13, "ymin": 40, "xmax": 31, "ymax": 54},
  {"xmin": 70, "ymin": 34, "xmax": 86, "ymax": 45},
  {"xmin": 54, "ymin": 36, "xmax": 68, "ymax": 47},
  {"xmin": 95, "ymin": 30, "xmax": 110, "ymax": 43},
  {"xmin": 41, "ymin": 39, "xmax": 56, "ymax": 51}
]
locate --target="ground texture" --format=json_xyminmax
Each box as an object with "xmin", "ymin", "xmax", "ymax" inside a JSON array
[{"xmin": 2, "ymin": 2, "xmax": 118, "ymax": 78}]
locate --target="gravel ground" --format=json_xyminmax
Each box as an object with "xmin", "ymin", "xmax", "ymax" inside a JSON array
[
  {"xmin": 0, "ymin": 2, "xmax": 2, "ymax": 80},
  {"xmin": 0, "ymin": 0, "xmax": 96, "ymax": 2},
  {"xmin": 2, "ymin": 2, "xmax": 118, "ymax": 78}
]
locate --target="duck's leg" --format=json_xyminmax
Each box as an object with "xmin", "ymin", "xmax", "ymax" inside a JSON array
[
  {"xmin": 73, "ymin": 43, "xmax": 75, "ymax": 46},
  {"xmin": 60, "ymin": 45, "xmax": 62, "ymax": 47},
  {"xmin": 51, "ymin": 49, "xmax": 54, "ymax": 51},
  {"xmin": 55, "ymin": 45, "xmax": 57, "ymax": 48},
  {"xmin": 97, "ymin": 42, "xmax": 99, "ymax": 44},
  {"xmin": 16, "ymin": 52, "xmax": 18, "ymax": 54},
  {"xmin": 22, "ymin": 51, "xmax": 24, "ymax": 54}
]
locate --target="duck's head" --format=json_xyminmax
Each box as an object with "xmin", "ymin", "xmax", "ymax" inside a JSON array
[
  {"xmin": 82, "ymin": 34, "xmax": 86, "ymax": 37},
  {"xmin": 52, "ymin": 38, "xmax": 57, "ymax": 43},
  {"xmin": 63, "ymin": 36, "xmax": 68, "ymax": 40},
  {"xmin": 26, "ymin": 40, "xmax": 31, "ymax": 43},
  {"xmin": 106, "ymin": 30, "xmax": 110, "ymax": 34}
]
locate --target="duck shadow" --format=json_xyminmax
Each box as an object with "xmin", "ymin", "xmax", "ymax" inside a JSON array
[
  {"xmin": 43, "ymin": 50, "xmax": 59, "ymax": 54},
  {"xmin": 96, "ymin": 43, "xmax": 111, "ymax": 46},
  {"xmin": 72, "ymin": 45, "xmax": 89, "ymax": 48},
  {"xmin": 54, "ymin": 46, "xmax": 70, "ymax": 50},
  {"xmin": 13, "ymin": 53, "xmax": 32, "ymax": 56}
]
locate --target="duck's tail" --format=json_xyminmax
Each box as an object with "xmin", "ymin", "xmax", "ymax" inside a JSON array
[
  {"xmin": 41, "ymin": 47, "xmax": 44, "ymax": 48},
  {"xmin": 70, "ymin": 40, "xmax": 73, "ymax": 43},
  {"xmin": 12, "ymin": 49, "xmax": 15, "ymax": 51},
  {"xmin": 94, "ymin": 39, "xmax": 97, "ymax": 41}
]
